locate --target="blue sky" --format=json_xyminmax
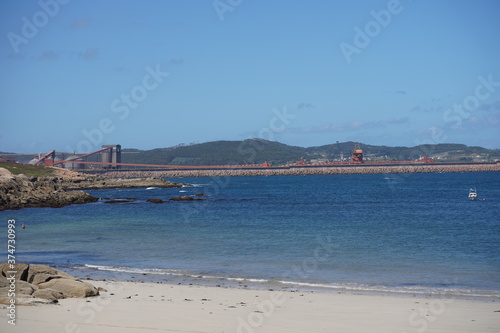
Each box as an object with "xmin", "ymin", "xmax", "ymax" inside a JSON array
[{"xmin": 1, "ymin": 0, "xmax": 499, "ymax": 154}]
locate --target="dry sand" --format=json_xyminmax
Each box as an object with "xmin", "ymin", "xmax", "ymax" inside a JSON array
[{"xmin": 1, "ymin": 280, "xmax": 499, "ymax": 333}]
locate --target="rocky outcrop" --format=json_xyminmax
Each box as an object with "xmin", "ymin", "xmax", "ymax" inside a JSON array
[
  {"xmin": 146, "ymin": 198, "xmax": 164, "ymax": 203},
  {"xmin": 0, "ymin": 168, "xmax": 98, "ymax": 211},
  {"xmin": 62, "ymin": 176, "xmax": 185, "ymax": 190},
  {"xmin": 0, "ymin": 263, "xmax": 99, "ymax": 305},
  {"xmin": 0, "ymin": 167, "xmax": 186, "ymax": 211}
]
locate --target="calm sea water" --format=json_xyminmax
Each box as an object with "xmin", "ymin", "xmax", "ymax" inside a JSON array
[{"xmin": 2, "ymin": 172, "xmax": 499, "ymax": 297}]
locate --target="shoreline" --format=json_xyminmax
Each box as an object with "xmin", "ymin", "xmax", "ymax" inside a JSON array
[
  {"xmin": 58, "ymin": 264, "xmax": 500, "ymax": 302},
  {"xmin": 2, "ymin": 279, "xmax": 498, "ymax": 333}
]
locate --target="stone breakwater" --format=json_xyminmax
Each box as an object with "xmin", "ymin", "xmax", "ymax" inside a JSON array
[{"xmin": 100, "ymin": 163, "xmax": 500, "ymax": 178}]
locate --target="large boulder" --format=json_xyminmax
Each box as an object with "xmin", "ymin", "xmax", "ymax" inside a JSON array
[
  {"xmin": 37, "ymin": 279, "xmax": 99, "ymax": 298},
  {"xmin": 0, "ymin": 263, "xmax": 29, "ymax": 281},
  {"xmin": 27, "ymin": 264, "xmax": 76, "ymax": 284},
  {"xmin": 0, "ymin": 281, "xmax": 36, "ymax": 297},
  {"xmin": 0, "ymin": 263, "xmax": 99, "ymax": 305},
  {"xmin": 16, "ymin": 280, "xmax": 38, "ymax": 295},
  {"xmin": 32, "ymin": 288, "xmax": 65, "ymax": 300},
  {"xmin": 0, "ymin": 275, "xmax": 7, "ymax": 288}
]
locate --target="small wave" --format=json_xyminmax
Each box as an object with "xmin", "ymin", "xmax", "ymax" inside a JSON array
[
  {"xmin": 83, "ymin": 264, "xmax": 186, "ymax": 277},
  {"xmin": 81, "ymin": 264, "xmax": 500, "ymax": 298},
  {"xmin": 276, "ymin": 280, "xmax": 500, "ymax": 298}
]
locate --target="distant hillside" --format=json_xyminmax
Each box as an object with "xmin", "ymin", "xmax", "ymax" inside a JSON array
[
  {"xmin": 2, "ymin": 140, "xmax": 498, "ymax": 166},
  {"xmin": 120, "ymin": 140, "xmax": 500, "ymax": 166},
  {"xmin": 308, "ymin": 142, "xmax": 498, "ymax": 162},
  {"xmin": 122, "ymin": 140, "xmax": 306, "ymax": 166}
]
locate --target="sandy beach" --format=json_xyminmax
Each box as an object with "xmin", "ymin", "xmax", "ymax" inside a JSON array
[{"xmin": 1, "ymin": 280, "xmax": 499, "ymax": 333}]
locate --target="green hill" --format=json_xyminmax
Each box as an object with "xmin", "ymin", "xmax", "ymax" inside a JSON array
[
  {"xmin": 120, "ymin": 140, "xmax": 500, "ymax": 166},
  {"xmin": 2, "ymin": 140, "xmax": 498, "ymax": 166},
  {"xmin": 122, "ymin": 140, "xmax": 306, "ymax": 166}
]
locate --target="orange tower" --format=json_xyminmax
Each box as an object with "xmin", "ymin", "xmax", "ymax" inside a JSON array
[{"xmin": 351, "ymin": 144, "xmax": 364, "ymax": 163}]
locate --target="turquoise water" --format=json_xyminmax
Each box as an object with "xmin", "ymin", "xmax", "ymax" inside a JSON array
[{"xmin": 2, "ymin": 172, "xmax": 500, "ymax": 296}]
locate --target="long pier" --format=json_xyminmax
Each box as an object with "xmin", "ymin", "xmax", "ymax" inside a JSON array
[{"xmin": 89, "ymin": 162, "xmax": 500, "ymax": 178}]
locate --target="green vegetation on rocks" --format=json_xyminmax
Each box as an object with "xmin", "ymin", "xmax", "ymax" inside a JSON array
[{"xmin": 0, "ymin": 162, "xmax": 55, "ymax": 177}]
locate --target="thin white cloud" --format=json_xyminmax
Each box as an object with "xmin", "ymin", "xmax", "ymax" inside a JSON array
[
  {"xmin": 35, "ymin": 50, "xmax": 58, "ymax": 61},
  {"xmin": 167, "ymin": 58, "xmax": 184, "ymax": 65},
  {"xmin": 298, "ymin": 102, "xmax": 315, "ymax": 109},
  {"xmin": 291, "ymin": 117, "xmax": 412, "ymax": 134},
  {"xmin": 465, "ymin": 112, "xmax": 500, "ymax": 129},
  {"xmin": 78, "ymin": 48, "xmax": 100, "ymax": 61},
  {"xmin": 71, "ymin": 18, "xmax": 91, "ymax": 29},
  {"xmin": 6, "ymin": 53, "xmax": 24, "ymax": 60}
]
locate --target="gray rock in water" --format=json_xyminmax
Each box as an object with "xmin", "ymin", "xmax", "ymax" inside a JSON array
[
  {"xmin": 146, "ymin": 198, "xmax": 164, "ymax": 203},
  {"xmin": 170, "ymin": 196, "xmax": 205, "ymax": 201}
]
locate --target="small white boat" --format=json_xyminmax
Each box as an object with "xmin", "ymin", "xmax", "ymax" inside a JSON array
[
  {"xmin": 468, "ymin": 188, "xmax": 477, "ymax": 201},
  {"xmin": 146, "ymin": 187, "xmax": 158, "ymax": 190}
]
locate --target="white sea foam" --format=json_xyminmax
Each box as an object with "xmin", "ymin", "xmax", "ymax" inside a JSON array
[{"xmin": 81, "ymin": 264, "xmax": 500, "ymax": 298}]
